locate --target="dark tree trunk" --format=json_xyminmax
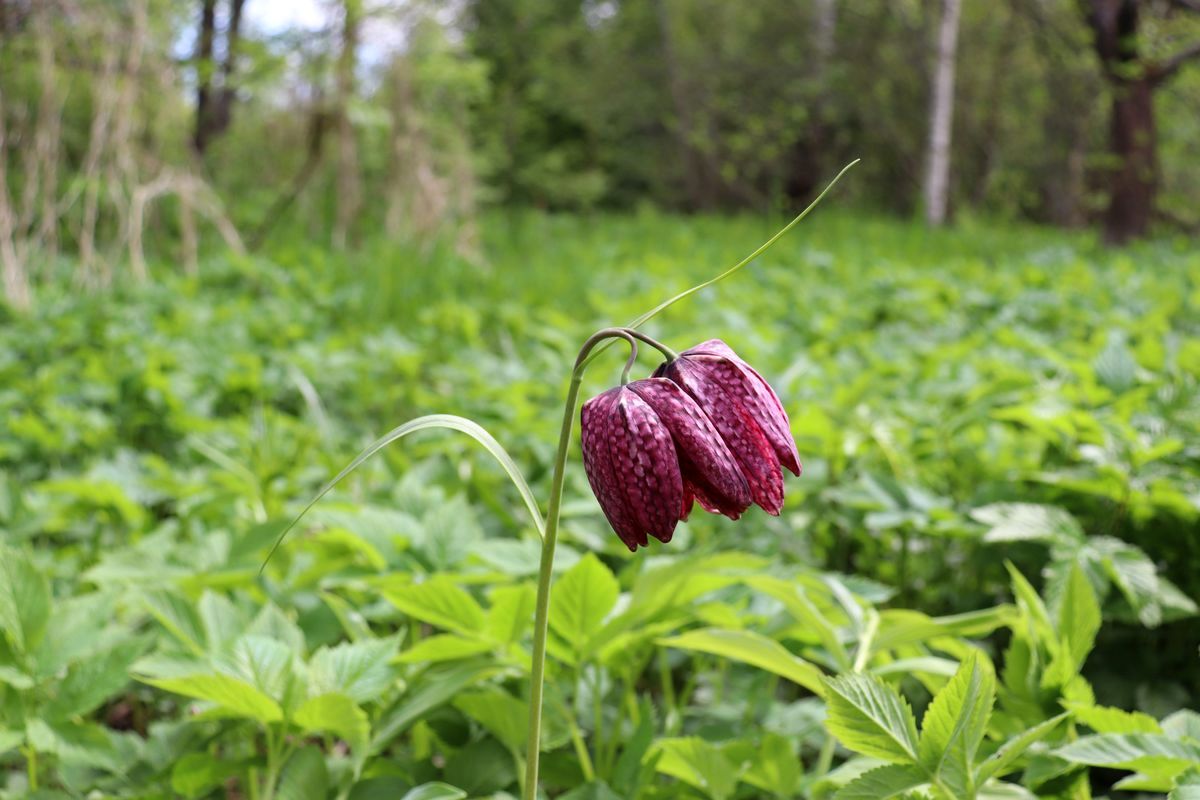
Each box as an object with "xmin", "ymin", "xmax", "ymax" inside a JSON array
[
  {"xmin": 193, "ymin": 0, "xmax": 217, "ymax": 155},
  {"xmin": 1106, "ymin": 77, "xmax": 1156, "ymax": 244},
  {"xmin": 1085, "ymin": 0, "xmax": 1156, "ymax": 244}
]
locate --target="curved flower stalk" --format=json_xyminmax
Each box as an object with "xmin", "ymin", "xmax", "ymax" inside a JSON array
[{"xmin": 260, "ymin": 162, "xmax": 857, "ymax": 800}]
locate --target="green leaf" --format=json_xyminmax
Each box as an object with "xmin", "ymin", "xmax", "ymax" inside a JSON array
[
  {"xmin": 276, "ymin": 747, "xmax": 329, "ymax": 800},
  {"xmin": 396, "ymin": 634, "xmax": 494, "ymax": 664},
  {"xmin": 834, "ymin": 763, "xmax": 928, "ymax": 800},
  {"xmin": 1170, "ymin": 770, "xmax": 1200, "ymax": 800},
  {"xmin": 1065, "ymin": 703, "xmax": 1161, "ymax": 734},
  {"xmin": 44, "ymin": 639, "xmax": 143, "ymax": 720},
  {"xmin": 262, "ymin": 414, "xmax": 545, "ymax": 568},
  {"xmin": 549, "ymin": 553, "xmax": 619, "ymax": 658},
  {"xmin": 400, "ymin": 784, "xmax": 468, "ymax": 800},
  {"xmin": 1055, "ymin": 733, "xmax": 1200, "ymax": 770},
  {"xmin": 308, "ymin": 638, "xmax": 398, "ymax": 703},
  {"xmin": 976, "ymin": 713, "xmax": 1068, "ymax": 784},
  {"xmin": 823, "ymin": 673, "xmax": 919, "ymax": 764},
  {"xmin": 1046, "ymin": 564, "xmax": 1100, "ymax": 686},
  {"xmin": 971, "ymin": 503, "xmax": 1084, "ymax": 545},
  {"xmin": 658, "ymin": 628, "xmax": 826, "ymax": 696},
  {"xmin": 0, "ymin": 546, "xmax": 51, "ymax": 653},
  {"xmin": 740, "ymin": 732, "xmax": 802, "ymax": 796},
  {"xmin": 140, "ymin": 673, "xmax": 282, "ymax": 722},
  {"xmin": 295, "ymin": 692, "xmax": 369, "ymax": 751},
  {"xmin": 918, "ymin": 652, "xmax": 995, "ymax": 797},
  {"xmin": 452, "ymin": 686, "xmax": 527, "ymax": 752},
  {"xmin": 612, "ymin": 701, "xmax": 656, "ymax": 796},
  {"xmin": 172, "ymin": 753, "xmax": 253, "ymax": 798},
  {"xmin": 558, "ymin": 782, "xmax": 623, "ymax": 800},
  {"xmin": 0, "ymin": 728, "xmax": 23, "ymax": 754},
  {"xmin": 371, "ymin": 659, "xmax": 500, "ymax": 753},
  {"xmin": 198, "ymin": 591, "xmax": 248, "ymax": 658},
  {"xmin": 653, "ymin": 737, "xmax": 738, "ymax": 800},
  {"xmin": 141, "ymin": 589, "xmax": 207, "ymax": 657},
  {"xmin": 384, "ymin": 578, "xmax": 486, "ymax": 636},
  {"xmin": 485, "ymin": 583, "xmax": 537, "ymax": 644},
  {"xmin": 744, "ymin": 574, "xmax": 851, "ymax": 670},
  {"xmin": 218, "ymin": 635, "xmax": 297, "ymax": 703}
]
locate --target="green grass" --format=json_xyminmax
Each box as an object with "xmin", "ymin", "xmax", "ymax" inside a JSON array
[{"xmin": 1, "ymin": 211, "xmax": 1198, "ymax": 797}]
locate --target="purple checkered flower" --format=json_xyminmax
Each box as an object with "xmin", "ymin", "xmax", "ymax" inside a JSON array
[
  {"xmin": 655, "ymin": 339, "xmax": 801, "ymax": 515},
  {"xmin": 580, "ymin": 378, "xmax": 751, "ymax": 551}
]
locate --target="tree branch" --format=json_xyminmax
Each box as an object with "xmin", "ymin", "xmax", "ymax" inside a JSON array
[{"xmin": 1152, "ymin": 40, "xmax": 1200, "ymax": 84}]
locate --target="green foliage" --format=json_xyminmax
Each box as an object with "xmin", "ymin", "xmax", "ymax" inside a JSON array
[{"xmin": 1, "ymin": 213, "xmax": 1198, "ymax": 796}]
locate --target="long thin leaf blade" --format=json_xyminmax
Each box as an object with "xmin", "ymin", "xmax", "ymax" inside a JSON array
[{"xmin": 261, "ymin": 414, "xmax": 544, "ymax": 570}]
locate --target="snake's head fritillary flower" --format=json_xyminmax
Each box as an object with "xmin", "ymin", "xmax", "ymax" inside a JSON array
[
  {"xmin": 655, "ymin": 339, "xmax": 800, "ymax": 515},
  {"xmin": 580, "ymin": 378, "xmax": 751, "ymax": 551}
]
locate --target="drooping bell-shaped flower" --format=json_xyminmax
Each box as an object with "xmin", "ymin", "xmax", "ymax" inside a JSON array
[
  {"xmin": 655, "ymin": 339, "xmax": 801, "ymax": 515},
  {"xmin": 580, "ymin": 378, "xmax": 751, "ymax": 551}
]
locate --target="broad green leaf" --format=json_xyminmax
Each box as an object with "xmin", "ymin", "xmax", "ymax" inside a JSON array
[
  {"xmin": 371, "ymin": 659, "xmax": 500, "ymax": 753},
  {"xmin": 0, "ymin": 546, "xmax": 51, "ymax": 653},
  {"xmin": 745, "ymin": 574, "xmax": 850, "ymax": 670},
  {"xmin": 172, "ymin": 753, "xmax": 253, "ymax": 798},
  {"xmin": 653, "ymin": 737, "xmax": 738, "ymax": 800},
  {"xmin": 976, "ymin": 713, "xmax": 1068, "ymax": 784},
  {"xmin": 549, "ymin": 553, "xmax": 619, "ymax": 656},
  {"xmin": 1065, "ymin": 703, "xmax": 1161, "ymax": 734},
  {"xmin": 823, "ymin": 673, "xmax": 919, "ymax": 764},
  {"xmin": 740, "ymin": 732, "xmax": 802, "ymax": 797},
  {"xmin": 295, "ymin": 692, "xmax": 369, "ymax": 750},
  {"xmin": 1004, "ymin": 563, "xmax": 1055, "ymax": 646},
  {"xmin": 198, "ymin": 591, "xmax": 247, "ymax": 658},
  {"xmin": 834, "ymin": 763, "xmax": 927, "ymax": 800},
  {"xmin": 1171, "ymin": 771, "xmax": 1200, "ymax": 800},
  {"xmin": 1164, "ymin": 710, "xmax": 1200, "ymax": 740},
  {"xmin": 918, "ymin": 652, "xmax": 995, "ymax": 797},
  {"xmin": 276, "ymin": 747, "xmax": 329, "ymax": 800},
  {"xmin": 612, "ymin": 700, "xmax": 656, "ymax": 796},
  {"xmin": 218, "ymin": 635, "xmax": 296, "ymax": 703},
  {"xmin": 485, "ymin": 583, "xmax": 537, "ymax": 644},
  {"xmin": 1046, "ymin": 561, "xmax": 1099, "ymax": 686},
  {"xmin": 141, "ymin": 589, "xmax": 207, "ymax": 657},
  {"xmin": 400, "ymin": 784, "xmax": 468, "ymax": 800},
  {"xmin": 1055, "ymin": 733, "xmax": 1200, "ymax": 770},
  {"xmin": 658, "ymin": 628, "xmax": 826, "ymax": 696},
  {"xmin": 140, "ymin": 673, "xmax": 282, "ymax": 722},
  {"xmin": 452, "ymin": 686, "xmax": 527, "ymax": 752},
  {"xmin": 872, "ymin": 657, "xmax": 961, "ymax": 678},
  {"xmin": 0, "ymin": 728, "xmax": 23, "ymax": 754},
  {"xmin": 397, "ymin": 634, "xmax": 494, "ymax": 664},
  {"xmin": 44, "ymin": 639, "xmax": 143, "ymax": 720},
  {"xmin": 308, "ymin": 638, "xmax": 398, "ymax": 702},
  {"xmin": 384, "ymin": 578, "xmax": 486, "ymax": 636},
  {"xmin": 262, "ymin": 414, "xmax": 545, "ymax": 567},
  {"xmin": 971, "ymin": 503, "xmax": 1083, "ymax": 545},
  {"xmin": 558, "ymin": 782, "xmax": 623, "ymax": 800},
  {"xmin": 24, "ymin": 719, "xmax": 123, "ymax": 773}
]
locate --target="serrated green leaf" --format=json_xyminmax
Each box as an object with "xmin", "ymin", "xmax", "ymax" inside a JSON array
[
  {"xmin": 295, "ymin": 692, "xmax": 369, "ymax": 750},
  {"xmin": 172, "ymin": 752, "xmax": 254, "ymax": 798},
  {"xmin": 140, "ymin": 673, "xmax": 282, "ymax": 722},
  {"xmin": 1170, "ymin": 770, "xmax": 1200, "ymax": 800},
  {"xmin": 384, "ymin": 578, "xmax": 486, "ymax": 636},
  {"xmin": 834, "ymin": 763, "xmax": 927, "ymax": 800},
  {"xmin": 218, "ymin": 635, "xmax": 296, "ymax": 702},
  {"xmin": 1056, "ymin": 564, "xmax": 1100, "ymax": 674},
  {"xmin": 452, "ymin": 686, "xmax": 527, "ymax": 752},
  {"xmin": 1055, "ymin": 733, "xmax": 1200, "ymax": 770},
  {"xmin": 1065, "ymin": 703, "xmax": 1161, "ymax": 734},
  {"xmin": 972, "ymin": 503, "xmax": 1084, "ymax": 545},
  {"xmin": 371, "ymin": 659, "xmax": 500, "ymax": 753},
  {"xmin": 276, "ymin": 747, "xmax": 328, "ymax": 800},
  {"xmin": 824, "ymin": 673, "xmax": 919, "ymax": 764},
  {"xmin": 659, "ymin": 628, "xmax": 826, "ymax": 696},
  {"xmin": 740, "ymin": 732, "xmax": 802, "ymax": 796},
  {"xmin": 653, "ymin": 737, "xmax": 738, "ymax": 800},
  {"xmin": 485, "ymin": 583, "xmax": 537, "ymax": 644},
  {"xmin": 0, "ymin": 546, "xmax": 51, "ymax": 653},
  {"xmin": 308, "ymin": 638, "xmax": 398, "ymax": 702},
  {"xmin": 918, "ymin": 652, "xmax": 995, "ymax": 796},
  {"xmin": 976, "ymin": 713, "xmax": 1068, "ymax": 784},
  {"xmin": 396, "ymin": 634, "xmax": 494, "ymax": 664},
  {"xmin": 44, "ymin": 638, "xmax": 143, "ymax": 721},
  {"xmin": 549, "ymin": 553, "xmax": 619, "ymax": 658}
]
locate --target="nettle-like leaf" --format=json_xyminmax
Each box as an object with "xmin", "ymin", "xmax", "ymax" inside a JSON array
[
  {"xmin": 659, "ymin": 628, "xmax": 826, "ymax": 696},
  {"xmin": 823, "ymin": 673, "xmax": 919, "ymax": 764},
  {"xmin": 918, "ymin": 652, "xmax": 996, "ymax": 797},
  {"xmin": 0, "ymin": 546, "xmax": 52, "ymax": 653},
  {"xmin": 652, "ymin": 737, "xmax": 739, "ymax": 800},
  {"xmin": 384, "ymin": 577, "xmax": 487, "ymax": 637},
  {"xmin": 548, "ymin": 553, "xmax": 619, "ymax": 660},
  {"xmin": 835, "ymin": 763, "xmax": 928, "ymax": 800}
]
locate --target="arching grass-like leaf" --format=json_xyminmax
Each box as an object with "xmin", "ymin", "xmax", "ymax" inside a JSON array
[{"xmin": 261, "ymin": 414, "xmax": 544, "ymax": 569}]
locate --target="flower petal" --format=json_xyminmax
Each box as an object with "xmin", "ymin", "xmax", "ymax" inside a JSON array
[
  {"xmin": 581, "ymin": 389, "xmax": 646, "ymax": 550},
  {"xmin": 627, "ymin": 378, "xmax": 750, "ymax": 519},
  {"xmin": 608, "ymin": 387, "xmax": 683, "ymax": 544}
]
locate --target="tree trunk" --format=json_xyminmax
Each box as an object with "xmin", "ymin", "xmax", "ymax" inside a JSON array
[
  {"xmin": 923, "ymin": 0, "xmax": 961, "ymax": 226},
  {"xmin": 193, "ymin": 0, "xmax": 217, "ymax": 155},
  {"xmin": 333, "ymin": 0, "xmax": 362, "ymax": 250},
  {"xmin": 1105, "ymin": 77, "xmax": 1155, "ymax": 244}
]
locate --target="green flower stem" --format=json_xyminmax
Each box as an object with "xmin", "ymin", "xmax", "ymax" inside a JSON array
[{"xmin": 523, "ymin": 328, "xmax": 644, "ymax": 800}]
